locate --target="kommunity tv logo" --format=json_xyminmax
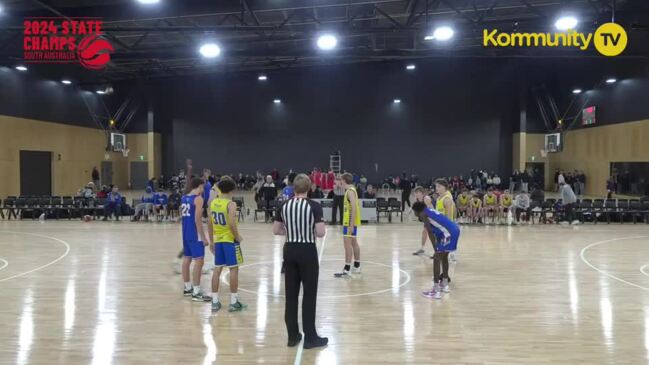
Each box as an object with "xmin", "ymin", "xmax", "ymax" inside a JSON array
[{"xmin": 483, "ymin": 22, "xmax": 628, "ymax": 56}]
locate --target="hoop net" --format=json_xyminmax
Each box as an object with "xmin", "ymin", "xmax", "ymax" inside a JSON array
[
  {"xmin": 122, "ymin": 148, "xmax": 130, "ymax": 157},
  {"xmin": 540, "ymin": 149, "xmax": 548, "ymax": 158}
]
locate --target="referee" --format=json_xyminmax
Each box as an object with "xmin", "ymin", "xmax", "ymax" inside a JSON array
[{"xmin": 273, "ymin": 174, "xmax": 328, "ymax": 349}]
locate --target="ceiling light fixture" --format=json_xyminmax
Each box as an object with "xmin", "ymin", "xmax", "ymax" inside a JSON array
[
  {"xmin": 317, "ymin": 34, "xmax": 338, "ymax": 51},
  {"xmin": 555, "ymin": 16, "xmax": 578, "ymax": 31},
  {"xmin": 199, "ymin": 43, "xmax": 221, "ymax": 58}
]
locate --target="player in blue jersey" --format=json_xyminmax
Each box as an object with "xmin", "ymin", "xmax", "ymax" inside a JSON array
[
  {"xmin": 202, "ymin": 169, "xmax": 212, "ymax": 218},
  {"xmin": 412, "ymin": 200, "xmax": 460, "ymax": 300},
  {"xmin": 181, "ymin": 177, "xmax": 212, "ymax": 301}
]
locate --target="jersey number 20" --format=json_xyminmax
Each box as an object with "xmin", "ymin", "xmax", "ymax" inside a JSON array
[{"xmin": 212, "ymin": 212, "xmax": 226, "ymax": 225}]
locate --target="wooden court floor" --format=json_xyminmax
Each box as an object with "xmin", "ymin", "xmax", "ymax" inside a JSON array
[{"xmin": 1, "ymin": 218, "xmax": 649, "ymax": 364}]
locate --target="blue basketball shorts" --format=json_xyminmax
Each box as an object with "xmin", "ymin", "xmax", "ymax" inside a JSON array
[
  {"xmin": 183, "ymin": 240, "xmax": 205, "ymax": 259},
  {"xmin": 214, "ymin": 242, "xmax": 244, "ymax": 267},
  {"xmin": 342, "ymin": 226, "xmax": 358, "ymax": 237}
]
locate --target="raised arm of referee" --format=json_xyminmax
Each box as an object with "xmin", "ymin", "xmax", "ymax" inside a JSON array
[{"xmin": 273, "ymin": 173, "xmax": 328, "ymax": 349}]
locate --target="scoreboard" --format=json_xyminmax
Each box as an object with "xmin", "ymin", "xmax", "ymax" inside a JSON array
[{"xmin": 582, "ymin": 106, "xmax": 596, "ymax": 126}]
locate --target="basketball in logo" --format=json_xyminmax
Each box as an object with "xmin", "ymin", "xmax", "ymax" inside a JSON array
[{"xmin": 77, "ymin": 34, "xmax": 114, "ymax": 69}]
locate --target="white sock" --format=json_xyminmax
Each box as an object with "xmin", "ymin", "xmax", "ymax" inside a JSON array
[
  {"xmin": 212, "ymin": 294, "xmax": 219, "ymax": 304},
  {"xmin": 193, "ymin": 286, "xmax": 201, "ymax": 295},
  {"xmin": 184, "ymin": 282, "xmax": 192, "ymax": 290},
  {"xmin": 230, "ymin": 293, "xmax": 238, "ymax": 305}
]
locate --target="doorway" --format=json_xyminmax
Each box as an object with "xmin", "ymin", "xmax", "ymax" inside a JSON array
[
  {"xmin": 130, "ymin": 161, "xmax": 149, "ymax": 190},
  {"xmin": 525, "ymin": 162, "xmax": 545, "ymax": 190},
  {"xmin": 20, "ymin": 150, "xmax": 52, "ymax": 196},
  {"xmin": 101, "ymin": 161, "xmax": 113, "ymax": 186}
]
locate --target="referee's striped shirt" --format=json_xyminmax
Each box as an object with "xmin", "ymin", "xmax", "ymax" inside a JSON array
[{"xmin": 276, "ymin": 197, "xmax": 323, "ymax": 244}]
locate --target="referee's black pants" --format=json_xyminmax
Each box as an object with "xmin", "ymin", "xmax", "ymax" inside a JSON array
[{"xmin": 283, "ymin": 243, "xmax": 319, "ymax": 341}]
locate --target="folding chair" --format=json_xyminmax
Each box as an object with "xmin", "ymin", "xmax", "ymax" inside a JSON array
[
  {"xmin": 376, "ymin": 197, "xmax": 389, "ymax": 222},
  {"xmin": 576, "ymin": 199, "xmax": 592, "ymax": 223},
  {"xmin": 604, "ymin": 199, "xmax": 618, "ymax": 224},
  {"xmin": 2, "ymin": 197, "xmax": 18, "ymax": 220},
  {"xmin": 592, "ymin": 199, "xmax": 605, "ymax": 224},
  {"xmin": 254, "ymin": 200, "xmax": 266, "ymax": 222},
  {"xmin": 233, "ymin": 197, "xmax": 246, "ymax": 222},
  {"xmin": 387, "ymin": 198, "xmax": 402, "ymax": 223},
  {"xmin": 617, "ymin": 200, "xmax": 630, "ymax": 223}
]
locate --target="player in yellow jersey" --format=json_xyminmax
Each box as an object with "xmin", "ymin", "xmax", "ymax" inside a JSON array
[
  {"xmin": 434, "ymin": 178, "xmax": 458, "ymax": 266},
  {"xmin": 334, "ymin": 173, "xmax": 361, "ymax": 277},
  {"xmin": 456, "ymin": 188, "xmax": 470, "ymax": 224},
  {"xmin": 482, "ymin": 188, "xmax": 498, "ymax": 224},
  {"xmin": 469, "ymin": 192, "xmax": 483, "ymax": 224},
  {"xmin": 499, "ymin": 189, "xmax": 513, "ymax": 223},
  {"xmin": 208, "ymin": 176, "xmax": 246, "ymax": 312}
]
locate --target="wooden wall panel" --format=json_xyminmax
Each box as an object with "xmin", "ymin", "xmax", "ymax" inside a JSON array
[{"xmin": 0, "ymin": 115, "xmax": 159, "ymax": 198}]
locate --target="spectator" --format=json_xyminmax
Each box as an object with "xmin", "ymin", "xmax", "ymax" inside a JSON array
[
  {"xmin": 167, "ymin": 188, "xmax": 181, "ymax": 220},
  {"xmin": 97, "ymin": 185, "xmax": 109, "ymax": 199},
  {"xmin": 79, "ymin": 182, "xmax": 95, "ymax": 199},
  {"xmin": 92, "ymin": 166, "xmax": 100, "ymax": 187},
  {"xmin": 103, "ymin": 186, "xmax": 122, "ymax": 221},
  {"xmin": 133, "ymin": 186, "xmax": 155, "ymax": 221},
  {"xmin": 606, "ymin": 177, "xmax": 616, "ymax": 199},
  {"xmin": 325, "ymin": 170, "xmax": 336, "ymax": 191},
  {"xmin": 399, "ymin": 172, "xmax": 412, "ymax": 211},
  {"xmin": 554, "ymin": 169, "xmax": 560, "ymax": 191},
  {"xmin": 530, "ymin": 184, "xmax": 545, "ymax": 202},
  {"xmin": 559, "ymin": 182, "xmax": 578, "ymax": 225},
  {"xmin": 513, "ymin": 191, "xmax": 531, "ymax": 223},
  {"xmin": 363, "ymin": 185, "xmax": 376, "ymax": 199},
  {"xmin": 271, "ymin": 169, "xmax": 280, "ymax": 183},
  {"xmin": 308, "ymin": 183, "xmax": 324, "ymax": 199},
  {"xmin": 492, "ymin": 174, "xmax": 501, "ymax": 189},
  {"xmin": 153, "ymin": 190, "xmax": 168, "ymax": 220},
  {"xmin": 281, "ymin": 172, "xmax": 297, "ymax": 201},
  {"xmin": 331, "ymin": 177, "xmax": 345, "ymax": 225},
  {"xmin": 261, "ymin": 175, "xmax": 277, "ymax": 222},
  {"xmin": 557, "ymin": 170, "xmax": 565, "ymax": 191},
  {"xmin": 147, "ymin": 177, "xmax": 157, "ymax": 191},
  {"xmin": 509, "ymin": 170, "xmax": 519, "ymax": 192},
  {"xmin": 520, "ymin": 170, "xmax": 530, "ymax": 193}
]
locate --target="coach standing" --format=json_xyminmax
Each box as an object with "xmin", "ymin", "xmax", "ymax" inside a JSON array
[{"xmin": 273, "ymin": 174, "xmax": 328, "ymax": 349}]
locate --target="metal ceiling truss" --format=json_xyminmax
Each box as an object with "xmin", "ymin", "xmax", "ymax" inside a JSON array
[{"xmin": 0, "ymin": 0, "xmax": 646, "ymax": 81}]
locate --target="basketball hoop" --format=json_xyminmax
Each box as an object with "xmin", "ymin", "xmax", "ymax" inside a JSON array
[
  {"xmin": 122, "ymin": 148, "xmax": 130, "ymax": 158},
  {"xmin": 540, "ymin": 149, "xmax": 548, "ymax": 158}
]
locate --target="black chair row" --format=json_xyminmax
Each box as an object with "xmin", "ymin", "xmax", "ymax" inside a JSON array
[
  {"xmin": 529, "ymin": 198, "xmax": 649, "ymax": 224},
  {"xmin": 376, "ymin": 197, "xmax": 402, "ymax": 223},
  {"xmin": 0, "ymin": 196, "xmax": 123, "ymax": 220}
]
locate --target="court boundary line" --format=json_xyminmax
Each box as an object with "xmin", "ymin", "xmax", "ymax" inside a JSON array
[
  {"xmin": 580, "ymin": 235, "xmax": 649, "ymax": 292},
  {"xmin": 0, "ymin": 258, "xmax": 8, "ymax": 271},
  {"xmin": 0, "ymin": 231, "xmax": 71, "ymax": 283},
  {"xmin": 640, "ymin": 264, "xmax": 649, "ymax": 278}
]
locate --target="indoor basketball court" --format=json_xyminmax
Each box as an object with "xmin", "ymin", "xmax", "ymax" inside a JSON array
[{"xmin": 1, "ymin": 1, "xmax": 649, "ymax": 364}]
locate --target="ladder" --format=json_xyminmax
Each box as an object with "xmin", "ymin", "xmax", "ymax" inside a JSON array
[{"xmin": 330, "ymin": 153, "xmax": 341, "ymax": 174}]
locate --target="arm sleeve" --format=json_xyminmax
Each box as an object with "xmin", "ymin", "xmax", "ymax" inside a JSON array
[
  {"xmin": 274, "ymin": 202, "xmax": 284, "ymax": 223},
  {"xmin": 310, "ymin": 201, "xmax": 323, "ymax": 223}
]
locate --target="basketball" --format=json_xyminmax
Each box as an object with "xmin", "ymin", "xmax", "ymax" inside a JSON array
[{"xmin": 83, "ymin": 215, "xmax": 92, "ymax": 222}]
